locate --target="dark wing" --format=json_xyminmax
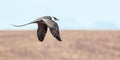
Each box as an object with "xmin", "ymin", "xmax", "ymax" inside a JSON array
[
  {"xmin": 37, "ymin": 22, "xmax": 48, "ymax": 41},
  {"xmin": 49, "ymin": 23, "xmax": 62, "ymax": 41}
]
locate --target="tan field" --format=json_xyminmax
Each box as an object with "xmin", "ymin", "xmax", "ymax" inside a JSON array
[{"xmin": 0, "ymin": 30, "xmax": 120, "ymax": 60}]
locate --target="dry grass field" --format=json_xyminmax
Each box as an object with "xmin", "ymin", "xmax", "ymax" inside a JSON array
[{"xmin": 0, "ymin": 30, "xmax": 120, "ymax": 60}]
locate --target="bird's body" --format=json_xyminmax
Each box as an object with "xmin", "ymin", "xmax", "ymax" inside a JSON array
[{"xmin": 11, "ymin": 16, "xmax": 61, "ymax": 42}]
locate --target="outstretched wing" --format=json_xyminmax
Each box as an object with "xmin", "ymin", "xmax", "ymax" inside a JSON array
[
  {"xmin": 37, "ymin": 22, "xmax": 48, "ymax": 41},
  {"xmin": 49, "ymin": 23, "xmax": 61, "ymax": 41},
  {"xmin": 43, "ymin": 19, "xmax": 61, "ymax": 41}
]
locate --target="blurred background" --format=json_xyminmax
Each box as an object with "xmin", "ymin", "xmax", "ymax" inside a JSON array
[
  {"xmin": 0, "ymin": 0, "xmax": 120, "ymax": 60},
  {"xmin": 0, "ymin": 0, "xmax": 120, "ymax": 30}
]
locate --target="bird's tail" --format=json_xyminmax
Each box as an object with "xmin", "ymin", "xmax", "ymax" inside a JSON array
[{"xmin": 11, "ymin": 21, "xmax": 37, "ymax": 27}]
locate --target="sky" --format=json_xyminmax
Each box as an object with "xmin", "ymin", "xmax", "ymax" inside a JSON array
[{"xmin": 0, "ymin": 0, "xmax": 120, "ymax": 30}]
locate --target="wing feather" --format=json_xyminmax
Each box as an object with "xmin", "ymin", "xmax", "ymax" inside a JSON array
[
  {"xmin": 49, "ymin": 23, "xmax": 62, "ymax": 41},
  {"xmin": 42, "ymin": 19, "xmax": 61, "ymax": 41},
  {"xmin": 37, "ymin": 22, "xmax": 47, "ymax": 41}
]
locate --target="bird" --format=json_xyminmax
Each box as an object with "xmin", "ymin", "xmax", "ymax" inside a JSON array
[{"xmin": 11, "ymin": 16, "xmax": 61, "ymax": 42}]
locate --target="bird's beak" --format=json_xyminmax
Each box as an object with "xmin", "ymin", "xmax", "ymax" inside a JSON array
[{"xmin": 56, "ymin": 19, "xmax": 59, "ymax": 21}]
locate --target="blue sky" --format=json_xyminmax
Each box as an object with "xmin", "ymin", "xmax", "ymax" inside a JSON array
[{"xmin": 0, "ymin": 0, "xmax": 120, "ymax": 30}]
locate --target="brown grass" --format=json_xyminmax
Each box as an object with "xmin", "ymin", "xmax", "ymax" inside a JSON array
[{"xmin": 0, "ymin": 30, "xmax": 120, "ymax": 60}]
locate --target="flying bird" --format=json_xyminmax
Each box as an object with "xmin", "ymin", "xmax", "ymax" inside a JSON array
[{"xmin": 11, "ymin": 16, "xmax": 61, "ymax": 42}]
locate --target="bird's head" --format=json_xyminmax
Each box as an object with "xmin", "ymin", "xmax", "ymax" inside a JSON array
[
  {"xmin": 51, "ymin": 16, "xmax": 59, "ymax": 21},
  {"xmin": 42, "ymin": 16, "xmax": 59, "ymax": 21}
]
